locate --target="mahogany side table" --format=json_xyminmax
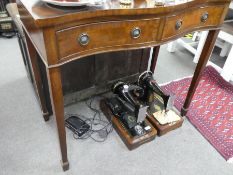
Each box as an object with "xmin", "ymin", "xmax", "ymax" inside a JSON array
[{"xmin": 17, "ymin": 0, "xmax": 231, "ymax": 171}]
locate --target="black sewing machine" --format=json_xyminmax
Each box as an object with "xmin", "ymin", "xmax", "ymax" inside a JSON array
[
  {"xmin": 138, "ymin": 71, "xmax": 171, "ymax": 114},
  {"xmin": 100, "ymin": 80, "xmax": 157, "ymax": 150},
  {"xmin": 106, "ymin": 81, "xmax": 150, "ymax": 136},
  {"xmin": 137, "ymin": 71, "xmax": 183, "ymax": 135}
]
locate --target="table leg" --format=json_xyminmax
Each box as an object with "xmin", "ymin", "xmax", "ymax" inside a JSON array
[
  {"xmin": 181, "ymin": 30, "xmax": 220, "ymax": 116},
  {"xmin": 167, "ymin": 41, "xmax": 177, "ymax": 53},
  {"xmin": 46, "ymin": 67, "xmax": 69, "ymax": 171},
  {"xmin": 220, "ymin": 45, "xmax": 233, "ymax": 81},
  {"xmin": 24, "ymin": 30, "xmax": 50, "ymax": 121},
  {"xmin": 193, "ymin": 31, "xmax": 209, "ymax": 63},
  {"xmin": 150, "ymin": 46, "xmax": 160, "ymax": 73}
]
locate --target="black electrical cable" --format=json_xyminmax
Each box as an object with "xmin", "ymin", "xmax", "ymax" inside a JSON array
[
  {"xmin": 85, "ymin": 96, "xmax": 104, "ymax": 121},
  {"xmin": 65, "ymin": 95, "xmax": 113, "ymax": 143}
]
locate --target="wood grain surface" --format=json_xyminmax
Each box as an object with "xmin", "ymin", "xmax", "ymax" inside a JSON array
[{"xmin": 17, "ymin": 0, "xmax": 230, "ymax": 67}]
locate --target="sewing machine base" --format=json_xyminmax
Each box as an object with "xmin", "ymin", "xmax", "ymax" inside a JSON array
[
  {"xmin": 147, "ymin": 113, "xmax": 184, "ymax": 136},
  {"xmin": 100, "ymin": 99, "xmax": 157, "ymax": 150}
]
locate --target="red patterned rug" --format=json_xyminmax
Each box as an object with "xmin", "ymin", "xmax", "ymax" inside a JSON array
[{"xmin": 162, "ymin": 66, "xmax": 233, "ymax": 162}]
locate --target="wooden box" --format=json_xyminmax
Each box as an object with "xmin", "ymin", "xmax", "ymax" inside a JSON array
[{"xmin": 147, "ymin": 113, "xmax": 184, "ymax": 136}]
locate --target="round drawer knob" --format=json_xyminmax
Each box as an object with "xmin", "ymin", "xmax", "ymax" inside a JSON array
[
  {"xmin": 201, "ymin": 12, "xmax": 209, "ymax": 22},
  {"xmin": 175, "ymin": 19, "xmax": 182, "ymax": 30},
  {"xmin": 78, "ymin": 33, "xmax": 89, "ymax": 46},
  {"xmin": 131, "ymin": 27, "xmax": 141, "ymax": 38}
]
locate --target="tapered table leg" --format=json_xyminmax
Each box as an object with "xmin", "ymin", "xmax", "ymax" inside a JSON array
[
  {"xmin": 150, "ymin": 46, "xmax": 160, "ymax": 73},
  {"xmin": 181, "ymin": 30, "xmax": 220, "ymax": 116},
  {"xmin": 46, "ymin": 67, "xmax": 69, "ymax": 171},
  {"xmin": 24, "ymin": 30, "xmax": 50, "ymax": 121}
]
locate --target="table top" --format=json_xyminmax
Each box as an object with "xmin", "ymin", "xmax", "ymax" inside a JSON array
[{"xmin": 17, "ymin": 0, "xmax": 230, "ymax": 27}]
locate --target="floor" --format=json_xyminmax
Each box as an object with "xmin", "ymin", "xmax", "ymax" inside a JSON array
[{"xmin": 0, "ymin": 37, "xmax": 233, "ymax": 175}]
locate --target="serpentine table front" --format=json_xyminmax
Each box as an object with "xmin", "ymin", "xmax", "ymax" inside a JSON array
[{"xmin": 17, "ymin": 0, "xmax": 231, "ymax": 171}]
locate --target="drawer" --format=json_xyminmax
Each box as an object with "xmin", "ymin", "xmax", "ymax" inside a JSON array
[
  {"xmin": 56, "ymin": 19, "xmax": 160, "ymax": 60},
  {"xmin": 162, "ymin": 6, "xmax": 225, "ymax": 40}
]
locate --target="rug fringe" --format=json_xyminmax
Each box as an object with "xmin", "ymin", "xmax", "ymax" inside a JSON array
[{"xmin": 227, "ymin": 157, "xmax": 233, "ymax": 164}]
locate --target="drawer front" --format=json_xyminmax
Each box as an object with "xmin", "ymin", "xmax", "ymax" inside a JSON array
[
  {"xmin": 56, "ymin": 19, "xmax": 160, "ymax": 60},
  {"xmin": 162, "ymin": 6, "xmax": 225, "ymax": 40}
]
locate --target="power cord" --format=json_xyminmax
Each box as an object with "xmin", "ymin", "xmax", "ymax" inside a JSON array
[{"xmin": 65, "ymin": 96, "xmax": 113, "ymax": 143}]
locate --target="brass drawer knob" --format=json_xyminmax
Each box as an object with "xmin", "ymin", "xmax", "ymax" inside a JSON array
[
  {"xmin": 201, "ymin": 12, "xmax": 209, "ymax": 22},
  {"xmin": 175, "ymin": 19, "xmax": 182, "ymax": 30},
  {"xmin": 78, "ymin": 33, "xmax": 89, "ymax": 46},
  {"xmin": 131, "ymin": 27, "xmax": 141, "ymax": 38}
]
